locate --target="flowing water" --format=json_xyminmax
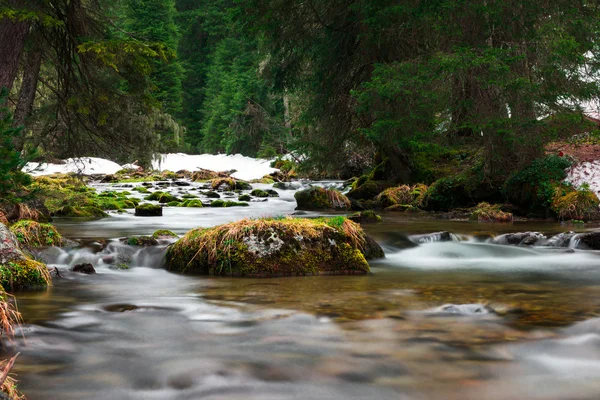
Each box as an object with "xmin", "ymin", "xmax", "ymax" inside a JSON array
[{"xmin": 7, "ymin": 181, "xmax": 600, "ymax": 399}]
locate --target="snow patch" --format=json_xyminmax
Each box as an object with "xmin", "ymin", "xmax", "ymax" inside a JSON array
[
  {"xmin": 23, "ymin": 153, "xmax": 279, "ymax": 181},
  {"xmin": 565, "ymin": 160, "xmax": 600, "ymax": 199}
]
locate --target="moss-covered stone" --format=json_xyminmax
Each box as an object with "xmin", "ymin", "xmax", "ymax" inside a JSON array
[
  {"xmin": 348, "ymin": 210, "xmax": 382, "ymax": 223},
  {"xmin": 0, "ymin": 259, "xmax": 51, "ymax": 291},
  {"xmin": 251, "ymin": 189, "xmax": 270, "ymax": 198},
  {"xmin": 122, "ymin": 236, "xmax": 159, "ymax": 247},
  {"xmin": 152, "ymin": 229, "xmax": 178, "ymax": 239},
  {"xmin": 210, "ymin": 178, "xmax": 252, "ymax": 191},
  {"xmin": 53, "ymin": 205, "xmax": 108, "ymax": 218},
  {"xmin": 179, "ymin": 199, "xmax": 204, "ymax": 208},
  {"xmin": 10, "ymin": 220, "xmax": 63, "ymax": 248},
  {"xmin": 145, "ymin": 192, "xmax": 180, "ymax": 203},
  {"xmin": 347, "ymin": 181, "xmax": 394, "ymax": 201},
  {"xmin": 135, "ymin": 203, "xmax": 162, "ymax": 217},
  {"xmin": 238, "ymin": 194, "xmax": 252, "ymax": 202},
  {"xmin": 202, "ymin": 191, "xmax": 221, "ymax": 199},
  {"xmin": 210, "ymin": 200, "xmax": 250, "ymax": 207},
  {"xmin": 294, "ymin": 187, "xmax": 351, "ymax": 211},
  {"xmin": 133, "ymin": 186, "xmax": 150, "ymax": 194},
  {"xmin": 165, "ymin": 217, "xmax": 373, "ymax": 277}
]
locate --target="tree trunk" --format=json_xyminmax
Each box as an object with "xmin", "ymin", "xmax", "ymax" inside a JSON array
[
  {"xmin": 381, "ymin": 145, "xmax": 412, "ymax": 184},
  {"xmin": 13, "ymin": 43, "xmax": 43, "ymax": 152},
  {"xmin": 0, "ymin": 0, "xmax": 29, "ymax": 91}
]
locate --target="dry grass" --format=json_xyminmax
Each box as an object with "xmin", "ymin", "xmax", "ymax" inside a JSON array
[
  {"xmin": 472, "ymin": 202, "xmax": 513, "ymax": 223},
  {"xmin": 376, "ymin": 184, "xmax": 429, "ymax": 208},
  {"xmin": 0, "ymin": 292, "xmax": 22, "ymax": 341},
  {"xmin": 552, "ymin": 186, "xmax": 599, "ymax": 220},
  {"xmin": 0, "ymin": 354, "xmax": 25, "ymax": 400},
  {"xmin": 411, "ymin": 183, "xmax": 429, "ymax": 207},
  {"xmin": 210, "ymin": 178, "xmax": 235, "ymax": 190},
  {"xmin": 14, "ymin": 204, "xmax": 40, "ymax": 222},
  {"xmin": 0, "ymin": 212, "xmax": 8, "ymax": 227},
  {"xmin": 326, "ymin": 190, "xmax": 351, "ymax": 210},
  {"xmin": 10, "ymin": 221, "xmax": 63, "ymax": 248}
]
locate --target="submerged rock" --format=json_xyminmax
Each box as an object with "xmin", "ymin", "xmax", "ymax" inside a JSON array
[
  {"xmin": 492, "ymin": 232, "xmax": 545, "ymax": 246},
  {"xmin": 294, "ymin": 187, "xmax": 350, "ymax": 211},
  {"xmin": 120, "ymin": 236, "xmax": 159, "ymax": 247},
  {"xmin": 348, "ymin": 211, "xmax": 382, "ymax": 224},
  {"xmin": 72, "ymin": 263, "xmax": 96, "ymax": 274},
  {"xmin": 165, "ymin": 217, "xmax": 375, "ymax": 277}
]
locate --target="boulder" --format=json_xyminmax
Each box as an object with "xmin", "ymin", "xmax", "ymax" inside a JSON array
[
  {"xmin": 294, "ymin": 187, "xmax": 350, "ymax": 211},
  {"xmin": 135, "ymin": 203, "xmax": 162, "ymax": 217},
  {"xmin": 410, "ymin": 231, "xmax": 456, "ymax": 244},
  {"xmin": 0, "ymin": 223, "xmax": 51, "ymax": 290},
  {"xmin": 348, "ymin": 211, "xmax": 382, "ymax": 224},
  {"xmin": 120, "ymin": 236, "xmax": 159, "ymax": 247},
  {"xmin": 166, "ymin": 217, "xmax": 372, "ymax": 277},
  {"xmin": 72, "ymin": 263, "xmax": 96, "ymax": 274},
  {"xmin": 347, "ymin": 181, "xmax": 394, "ymax": 201},
  {"xmin": 491, "ymin": 232, "xmax": 545, "ymax": 246},
  {"xmin": 574, "ymin": 231, "xmax": 600, "ymax": 250}
]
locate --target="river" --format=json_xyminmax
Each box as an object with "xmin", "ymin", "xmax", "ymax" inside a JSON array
[{"xmin": 6, "ymin": 180, "xmax": 600, "ymax": 400}]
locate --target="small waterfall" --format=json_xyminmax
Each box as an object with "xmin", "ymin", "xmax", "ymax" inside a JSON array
[
  {"xmin": 409, "ymin": 231, "xmax": 460, "ymax": 244},
  {"xmin": 569, "ymin": 233, "xmax": 582, "ymax": 249}
]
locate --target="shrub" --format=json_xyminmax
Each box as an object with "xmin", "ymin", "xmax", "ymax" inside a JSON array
[
  {"xmin": 503, "ymin": 155, "xmax": 572, "ymax": 213},
  {"xmin": 551, "ymin": 184, "xmax": 599, "ymax": 221},
  {"xmin": 470, "ymin": 202, "xmax": 513, "ymax": 223}
]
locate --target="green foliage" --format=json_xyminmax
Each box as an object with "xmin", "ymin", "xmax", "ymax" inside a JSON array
[
  {"xmin": 10, "ymin": 220, "xmax": 63, "ymax": 248},
  {"xmin": 0, "ymin": 90, "xmax": 32, "ymax": 200},
  {"xmin": 424, "ymin": 177, "xmax": 471, "ymax": 211},
  {"xmin": 503, "ymin": 155, "xmax": 572, "ymax": 213}
]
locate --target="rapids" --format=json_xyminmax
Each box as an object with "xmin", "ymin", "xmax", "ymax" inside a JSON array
[{"xmin": 6, "ymin": 180, "xmax": 600, "ymax": 400}]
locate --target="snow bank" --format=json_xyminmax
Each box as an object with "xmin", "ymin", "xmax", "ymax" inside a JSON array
[
  {"xmin": 565, "ymin": 161, "xmax": 600, "ymax": 198},
  {"xmin": 23, "ymin": 153, "xmax": 278, "ymax": 181},
  {"xmin": 152, "ymin": 153, "xmax": 278, "ymax": 181},
  {"xmin": 23, "ymin": 157, "xmax": 123, "ymax": 176}
]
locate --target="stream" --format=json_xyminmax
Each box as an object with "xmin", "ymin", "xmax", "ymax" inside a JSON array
[{"xmin": 6, "ymin": 180, "xmax": 600, "ymax": 399}]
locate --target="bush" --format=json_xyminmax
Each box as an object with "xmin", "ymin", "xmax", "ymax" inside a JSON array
[
  {"xmin": 424, "ymin": 177, "xmax": 471, "ymax": 211},
  {"xmin": 470, "ymin": 202, "xmax": 513, "ymax": 223},
  {"xmin": 503, "ymin": 155, "xmax": 572, "ymax": 213},
  {"xmin": 551, "ymin": 184, "xmax": 599, "ymax": 221}
]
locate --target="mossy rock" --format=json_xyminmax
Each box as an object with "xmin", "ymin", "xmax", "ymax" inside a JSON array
[
  {"xmin": 210, "ymin": 200, "xmax": 249, "ymax": 208},
  {"xmin": 0, "ymin": 259, "xmax": 51, "ymax": 291},
  {"xmin": 122, "ymin": 236, "xmax": 159, "ymax": 247},
  {"xmin": 294, "ymin": 187, "xmax": 350, "ymax": 211},
  {"xmin": 133, "ymin": 186, "xmax": 150, "ymax": 194},
  {"xmin": 135, "ymin": 203, "xmax": 162, "ymax": 217},
  {"xmin": 54, "ymin": 205, "xmax": 108, "ymax": 218},
  {"xmin": 165, "ymin": 217, "xmax": 373, "ymax": 277},
  {"xmin": 384, "ymin": 204, "xmax": 420, "ymax": 212},
  {"xmin": 179, "ymin": 199, "xmax": 204, "ymax": 208},
  {"xmin": 210, "ymin": 178, "xmax": 252, "ymax": 191},
  {"xmin": 182, "ymin": 194, "xmax": 199, "ymax": 199},
  {"xmin": 348, "ymin": 211, "xmax": 382, "ymax": 223},
  {"xmin": 251, "ymin": 189, "xmax": 270, "ymax": 198},
  {"xmin": 10, "ymin": 220, "xmax": 64, "ymax": 248},
  {"xmin": 145, "ymin": 192, "xmax": 180, "ymax": 204},
  {"xmin": 423, "ymin": 177, "xmax": 471, "ymax": 211},
  {"xmin": 152, "ymin": 230, "xmax": 178, "ymax": 239},
  {"xmin": 347, "ymin": 181, "xmax": 394, "ymax": 201},
  {"xmin": 238, "ymin": 194, "xmax": 252, "ymax": 202},
  {"xmin": 201, "ymin": 191, "xmax": 221, "ymax": 199}
]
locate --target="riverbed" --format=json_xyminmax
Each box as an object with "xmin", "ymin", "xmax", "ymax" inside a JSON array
[{"xmin": 7, "ymin": 180, "xmax": 600, "ymax": 400}]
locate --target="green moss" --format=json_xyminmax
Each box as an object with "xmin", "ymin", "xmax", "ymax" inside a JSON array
[
  {"xmin": 167, "ymin": 201, "xmax": 181, "ymax": 206},
  {"xmin": 238, "ymin": 194, "xmax": 251, "ymax": 202},
  {"xmin": 251, "ymin": 189, "xmax": 270, "ymax": 197},
  {"xmin": 179, "ymin": 199, "xmax": 204, "ymax": 208},
  {"xmin": 54, "ymin": 205, "xmax": 108, "ymax": 218},
  {"xmin": 145, "ymin": 192, "xmax": 180, "ymax": 203},
  {"xmin": 202, "ymin": 191, "xmax": 221, "ymax": 198},
  {"xmin": 10, "ymin": 220, "xmax": 63, "ymax": 247},
  {"xmin": 210, "ymin": 200, "xmax": 249, "ymax": 207},
  {"xmin": 126, "ymin": 236, "xmax": 158, "ymax": 246},
  {"xmin": 423, "ymin": 177, "xmax": 471, "ymax": 211},
  {"xmin": 152, "ymin": 229, "xmax": 178, "ymax": 239},
  {"xmin": 348, "ymin": 210, "xmax": 382, "ymax": 223},
  {"xmin": 133, "ymin": 186, "xmax": 150, "ymax": 194},
  {"xmin": 0, "ymin": 259, "xmax": 51, "ymax": 291},
  {"xmin": 347, "ymin": 180, "xmax": 393, "ymax": 201}
]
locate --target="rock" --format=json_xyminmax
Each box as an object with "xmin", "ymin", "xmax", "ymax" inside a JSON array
[
  {"xmin": 121, "ymin": 236, "xmax": 159, "ymax": 247},
  {"xmin": 574, "ymin": 231, "xmax": 600, "ymax": 250},
  {"xmin": 72, "ymin": 263, "xmax": 96, "ymax": 274},
  {"xmin": 348, "ymin": 211, "xmax": 382, "ymax": 223},
  {"xmin": 201, "ymin": 191, "xmax": 221, "ymax": 199},
  {"xmin": 238, "ymin": 194, "xmax": 252, "ymax": 202},
  {"xmin": 135, "ymin": 203, "xmax": 162, "ymax": 217},
  {"xmin": 265, "ymin": 189, "xmax": 279, "ymax": 197},
  {"xmin": 173, "ymin": 181, "xmax": 191, "ymax": 187},
  {"xmin": 426, "ymin": 304, "xmax": 494, "ymax": 316},
  {"xmin": 362, "ymin": 236, "xmax": 385, "ymax": 260},
  {"xmin": 273, "ymin": 182, "xmax": 301, "ymax": 190},
  {"xmin": 347, "ymin": 181, "xmax": 394, "ymax": 201},
  {"xmin": 294, "ymin": 187, "xmax": 350, "ymax": 211},
  {"xmin": 210, "ymin": 200, "xmax": 249, "ymax": 207},
  {"xmin": 541, "ymin": 232, "xmax": 576, "ymax": 247},
  {"xmin": 9, "ymin": 220, "xmax": 64, "ymax": 248},
  {"xmin": 152, "ymin": 230, "xmax": 178, "ymax": 239},
  {"xmin": 166, "ymin": 217, "xmax": 371, "ymax": 277},
  {"xmin": 491, "ymin": 232, "xmax": 545, "ymax": 246},
  {"xmin": 0, "ymin": 223, "xmax": 51, "ymax": 290},
  {"xmin": 410, "ymin": 231, "xmax": 456, "ymax": 244},
  {"xmin": 144, "ymin": 192, "xmax": 180, "ymax": 203},
  {"xmin": 251, "ymin": 189, "xmax": 270, "ymax": 198}
]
